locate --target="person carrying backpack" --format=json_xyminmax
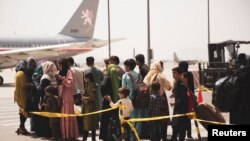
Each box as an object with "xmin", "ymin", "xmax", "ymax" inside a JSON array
[{"xmin": 122, "ymin": 58, "xmax": 149, "ymax": 139}]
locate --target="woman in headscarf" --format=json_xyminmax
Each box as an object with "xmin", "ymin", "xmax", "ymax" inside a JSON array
[
  {"xmin": 26, "ymin": 57, "xmax": 37, "ymax": 82},
  {"xmin": 99, "ymin": 62, "xmax": 120, "ymax": 141},
  {"xmin": 107, "ymin": 59, "xmax": 122, "ymax": 102},
  {"xmin": 36, "ymin": 61, "xmax": 57, "ymax": 137},
  {"xmin": 56, "ymin": 58, "xmax": 79, "ymax": 140},
  {"xmin": 29, "ymin": 62, "xmax": 43, "ymax": 133},
  {"xmin": 15, "ymin": 57, "xmax": 36, "ymax": 135},
  {"xmin": 144, "ymin": 61, "xmax": 172, "ymax": 94},
  {"xmin": 143, "ymin": 60, "xmax": 172, "ymax": 141},
  {"xmin": 15, "ymin": 60, "xmax": 29, "ymax": 135},
  {"xmin": 41, "ymin": 61, "xmax": 57, "ymax": 88}
]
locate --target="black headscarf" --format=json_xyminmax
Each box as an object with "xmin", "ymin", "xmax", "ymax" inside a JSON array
[
  {"xmin": 58, "ymin": 58, "xmax": 69, "ymax": 77},
  {"xmin": 15, "ymin": 60, "xmax": 27, "ymax": 72}
]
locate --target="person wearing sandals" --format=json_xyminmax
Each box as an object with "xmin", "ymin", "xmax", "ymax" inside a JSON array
[{"xmin": 14, "ymin": 58, "xmax": 36, "ymax": 135}]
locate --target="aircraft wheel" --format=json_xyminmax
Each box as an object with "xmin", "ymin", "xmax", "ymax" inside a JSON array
[{"xmin": 0, "ymin": 76, "xmax": 3, "ymax": 85}]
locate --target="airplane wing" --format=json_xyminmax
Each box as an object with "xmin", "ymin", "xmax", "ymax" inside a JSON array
[
  {"xmin": 88, "ymin": 38, "xmax": 126, "ymax": 47},
  {"xmin": 0, "ymin": 42, "xmax": 91, "ymax": 69}
]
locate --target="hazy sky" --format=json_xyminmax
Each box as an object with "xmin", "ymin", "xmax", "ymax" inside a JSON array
[{"xmin": 0, "ymin": 0, "xmax": 250, "ymax": 62}]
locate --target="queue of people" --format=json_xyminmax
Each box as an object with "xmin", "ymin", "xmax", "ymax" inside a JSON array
[{"xmin": 14, "ymin": 54, "xmax": 197, "ymax": 141}]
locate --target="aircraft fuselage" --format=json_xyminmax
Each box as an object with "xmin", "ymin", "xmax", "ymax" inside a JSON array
[{"xmin": 0, "ymin": 34, "xmax": 93, "ymax": 68}]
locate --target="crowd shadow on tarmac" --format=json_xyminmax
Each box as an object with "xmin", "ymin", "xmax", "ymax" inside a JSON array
[
  {"xmin": 19, "ymin": 132, "xmax": 208, "ymax": 141},
  {"xmin": 26, "ymin": 132, "xmax": 82, "ymax": 141},
  {"xmin": 0, "ymin": 83, "xmax": 14, "ymax": 87}
]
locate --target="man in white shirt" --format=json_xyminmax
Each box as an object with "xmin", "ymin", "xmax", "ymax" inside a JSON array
[
  {"xmin": 67, "ymin": 57, "xmax": 84, "ymax": 133},
  {"xmin": 67, "ymin": 57, "xmax": 84, "ymax": 99}
]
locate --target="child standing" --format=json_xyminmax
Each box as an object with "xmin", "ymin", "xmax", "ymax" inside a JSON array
[
  {"xmin": 81, "ymin": 72, "xmax": 99, "ymax": 141},
  {"xmin": 44, "ymin": 86, "xmax": 61, "ymax": 140},
  {"xmin": 148, "ymin": 81, "xmax": 167, "ymax": 141},
  {"xmin": 105, "ymin": 87, "xmax": 134, "ymax": 141}
]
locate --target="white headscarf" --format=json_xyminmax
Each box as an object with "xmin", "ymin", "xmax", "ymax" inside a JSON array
[
  {"xmin": 41, "ymin": 61, "xmax": 57, "ymax": 85},
  {"xmin": 144, "ymin": 61, "xmax": 163, "ymax": 85},
  {"xmin": 143, "ymin": 60, "xmax": 172, "ymax": 95}
]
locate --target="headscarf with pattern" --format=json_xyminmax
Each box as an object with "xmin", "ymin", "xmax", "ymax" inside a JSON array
[
  {"xmin": 144, "ymin": 60, "xmax": 172, "ymax": 95},
  {"xmin": 41, "ymin": 61, "xmax": 57, "ymax": 86}
]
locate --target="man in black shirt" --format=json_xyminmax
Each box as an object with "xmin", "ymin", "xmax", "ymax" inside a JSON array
[
  {"xmin": 171, "ymin": 67, "xmax": 188, "ymax": 141},
  {"xmin": 179, "ymin": 61, "xmax": 194, "ymax": 140},
  {"xmin": 135, "ymin": 54, "xmax": 149, "ymax": 80}
]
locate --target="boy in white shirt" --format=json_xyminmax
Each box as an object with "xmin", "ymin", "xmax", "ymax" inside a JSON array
[{"xmin": 105, "ymin": 87, "xmax": 133, "ymax": 141}]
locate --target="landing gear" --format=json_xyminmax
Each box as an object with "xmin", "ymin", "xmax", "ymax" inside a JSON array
[{"xmin": 0, "ymin": 76, "xmax": 3, "ymax": 85}]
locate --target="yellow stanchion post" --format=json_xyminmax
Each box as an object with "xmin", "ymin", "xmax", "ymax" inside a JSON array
[
  {"xmin": 125, "ymin": 121, "xmax": 140, "ymax": 141},
  {"xmin": 193, "ymin": 112, "xmax": 202, "ymax": 141},
  {"xmin": 119, "ymin": 102, "xmax": 125, "ymax": 141}
]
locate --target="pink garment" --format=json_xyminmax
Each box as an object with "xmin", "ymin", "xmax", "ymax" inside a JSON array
[{"xmin": 60, "ymin": 70, "xmax": 79, "ymax": 139}]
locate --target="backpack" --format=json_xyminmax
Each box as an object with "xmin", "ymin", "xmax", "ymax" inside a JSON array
[
  {"xmin": 127, "ymin": 73, "xmax": 150, "ymax": 108},
  {"xmin": 187, "ymin": 89, "xmax": 196, "ymax": 112}
]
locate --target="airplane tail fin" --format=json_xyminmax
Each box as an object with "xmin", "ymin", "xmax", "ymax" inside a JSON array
[
  {"xmin": 173, "ymin": 52, "xmax": 180, "ymax": 62},
  {"xmin": 59, "ymin": 0, "xmax": 99, "ymax": 38}
]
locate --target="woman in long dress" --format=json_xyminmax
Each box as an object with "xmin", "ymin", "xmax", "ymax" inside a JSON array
[{"xmin": 57, "ymin": 58, "xmax": 79, "ymax": 140}]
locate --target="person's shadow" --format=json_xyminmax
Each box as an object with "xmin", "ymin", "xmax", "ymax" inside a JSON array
[{"xmin": 0, "ymin": 83, "xmax": 14, "ymax": 87}]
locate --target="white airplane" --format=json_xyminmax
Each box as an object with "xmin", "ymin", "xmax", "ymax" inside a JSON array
[
  {"xmin": 173, "ymin": 52, "xmax": 200, "ymax": 65},
  {"xmin": 0, "ymin": 0, "xmax": 122, "ymax": 85}
]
